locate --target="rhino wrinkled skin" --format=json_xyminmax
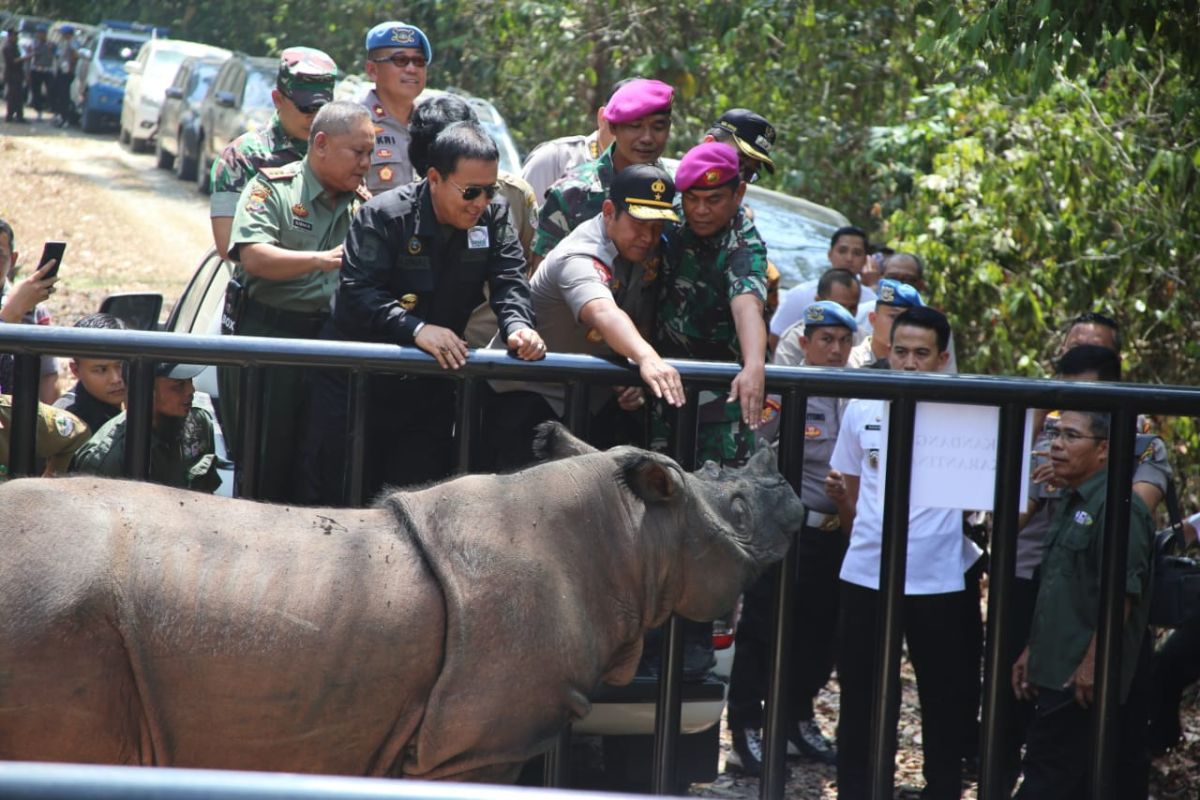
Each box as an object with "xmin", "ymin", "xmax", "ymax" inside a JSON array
[{"xmin": 0, "ymin": 423, "xmax": 801, "ymax": 781}]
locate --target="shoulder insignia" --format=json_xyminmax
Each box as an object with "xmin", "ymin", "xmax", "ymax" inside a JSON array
[
  {"xmin": 592, "ymin": 258, "xmax": 612, "ymax": 283},
  {"xmin": 54, "ymin": 413, "xmax": 75, "ymax": 438},
  {"xmin": 378, "ymin": 166, "xmax": 394, "ymax": 183},
  {"xmin": 356, "ymin": 185, "xmax": 373, "ymax": 202},
  {"xmin": 249, "ymin": 184, "xmax": 270, "ymax": 200},
  {"xmin": 260, "ymin": 167, "xmax": 294, "ymax": 181}
]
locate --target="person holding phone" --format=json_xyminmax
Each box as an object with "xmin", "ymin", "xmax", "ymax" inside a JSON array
[{"xmin": 0, "ymin": 219, "xmax": 61, "ymax": 403}]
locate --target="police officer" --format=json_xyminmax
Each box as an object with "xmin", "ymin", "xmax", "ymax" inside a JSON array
[
  {"xmin": 226, "ymin": 101, "xmax": 373, "ymax": 503},
  {"xmin": 655, "ymin": 141, "xmax": 769, "ymax": 465},
  {"xmin": 209, "ymin": 46, "xmax": 338, "ymax": 259},
  {"xmin": 486, "ymin": 163, "xmax": 685, "ymax": 469},
  {"xmin": 303, "ymin": 120, "xmax": 544, "ymax": 504},
  {"xmin": 531, "ymin": 78, "xmax": 674, "ymax": 267},
  {"xmin": 703, "ymin": 108, "xmax": 777, "ymax": 186},
  {"xmin": 361, "ymin": 20, "xmax": 431, "ymax": 194},
  {"xmin": 69, "ymin": 363, "xmax": 219, "ymax": 493},
  {"xmin": 847, "ymin": 277, "xmax": 923, "ymax": 368}
]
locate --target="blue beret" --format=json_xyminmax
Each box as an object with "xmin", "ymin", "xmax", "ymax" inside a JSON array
[
  {"xmin": 365, "ymin": 21, "xmax": 433, "ymax": 63},
  {"xmin": 876, "ymin": 278, "xmax": 924, "ymax": 308},
  {"xmin": 803, "ymin": 300, "xmax": 857, "ymax": 333}
]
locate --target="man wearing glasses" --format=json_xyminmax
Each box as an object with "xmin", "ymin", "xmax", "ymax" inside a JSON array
[
  {"xmin": 303, "ymin": 121, "xmax": 543, "ymax": 503},
  {"xmin": 361, "ymin": 21, "xmax": 431, "ymax": 194}
]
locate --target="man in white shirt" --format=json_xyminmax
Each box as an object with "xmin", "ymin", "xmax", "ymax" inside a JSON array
[
  {"xmin": 768, "ymin": 225, "xmax": 873, "ymax": 349},
  {"xmin": 825, "ymin": 306, "xmax": 983, "ymax": 800}
]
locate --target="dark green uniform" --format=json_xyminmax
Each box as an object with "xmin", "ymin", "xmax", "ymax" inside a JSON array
[
  {"xmin": 531, "ymin": 144, "xmax": 617, "ymax": 258},
  {"xmin": 653, "ymin": 207, "xmax": 769, "ymax": 465},
  {"xmin": 225, "ymin": 159, "xmax": 367, "ymax": 502},
  {"xmin": 69, "ymin": 408, "xmax": 219, "ymax": 493}
]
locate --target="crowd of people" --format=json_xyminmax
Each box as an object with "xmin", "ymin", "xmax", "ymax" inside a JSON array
[
  {"xmin": 2, "ymin": 15, "xmax": 1199, "ymax": 799},
  {"xmin": 1, "ymin": 21, "xmax": 78, "ymax": 125}
]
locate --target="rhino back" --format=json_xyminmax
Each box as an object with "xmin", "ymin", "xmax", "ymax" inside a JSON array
[{"xmin": 0, "ymin": 477, "xmax": 443, "ymax": 775}]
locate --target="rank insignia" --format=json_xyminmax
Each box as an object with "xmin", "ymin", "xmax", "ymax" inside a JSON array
[
  {"xmin": 379, "ymin": 166, "xmax": 394, "ymax": 182},
  {"xmin": 407, "ymin": 236, "xmax": 422, "ymax": 255},
  {"xmin": 867, "ymin": 449, "xmax": 880, "ymax": 468},
  {"xmin": 377, "ymin": 148, "xmax": 392, "ymax": 158},
  {"xmin": 586, "ymin": 328, "xmax": 604, "ymax": 344},
  {"xmin": 650, "ymin": 178, "xmax": 666, "ymax": 200},
  {"xmin": 400, "ymin": 293, "xmax": 418, "ymax": 311},
  {"xmin": 373, "ymin": 105, "xmax": 385, "ymax": 117},
  {"xmin": 704, "ymin": 168, "xmax": 721, "ymax": 185},
  {"xmin": 805, "ymin": 425, "xmax": 822, "ymax": 438},
  {"xmin": 1074, "ymin": 510, "xmax": 1094, "ymax": 526},
  {"xmin": 292, "ymin": 203, "xmax": 309, "ymax": 218}
]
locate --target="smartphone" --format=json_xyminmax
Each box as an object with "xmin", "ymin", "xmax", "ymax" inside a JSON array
[{"xmin": 38, "ymin": 241, "xmax": 66, "ymax": 279}]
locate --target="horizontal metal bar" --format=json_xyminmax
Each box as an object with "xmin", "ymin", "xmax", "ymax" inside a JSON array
[
  {"xmin": 0, "ymin": 761, "xmax": 638, "ymax": 800},
  {"xmin": 2, "ymin": 326, "xmax": 1197, "ymax": 414}
]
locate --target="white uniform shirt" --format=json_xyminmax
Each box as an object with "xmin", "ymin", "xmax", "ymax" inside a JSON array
[
  {"xmin": 770, "ymin": 278, "xmax": 876, "ymax": 338},
  {"xmin": 831, "ymin": 398, "xmax": 982, "ymax": 594},
  {"xmin": 854, "ymin": 299, "xmax": 960, "ymax": 372}
]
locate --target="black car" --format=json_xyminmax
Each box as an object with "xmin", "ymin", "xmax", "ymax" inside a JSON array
[
  {"xmin": 155, "ymin": 54, "xmax": 227, "ymax": 180},
  {"xmin": 194, "ymin": 53, "xmax": 276, "ymax": 193}
]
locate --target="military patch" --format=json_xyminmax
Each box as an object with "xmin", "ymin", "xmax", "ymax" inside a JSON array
[
  {"xmin": 805, "ymin": 305, "xmax": 825, "ymax": 322},
  {"xmin": 245, "ymin": 201, "xmax": 267, "ymax": 214},
  {"xmin": 592, "ymin": 259, "xmax": 612, "ymax": 283},
  {"xmin": 868, "ymin": 448, "xmax": 880, "ymax": 468},
  {"xmin": 805, "ymin": 425, "xmax": 822, "ymax": 438},
  {"xmin": 377, "ymin": 148, "xmax": 393, "ymax": 158},
  {"xmin": 249, "ymin": 184, "xmax": 270, "ymax": 199},
  {"xmin": 292, "ymin": 218, "xmax": 313, "ymax": 231},
  {"xmin": 407, "ymin": 236, "xmax": 423, "ymax": 255},
  {"xmin": 391, "ymin": 27, "xmax": 416, "ymax": 44},
  {"xmin": 704, "ymin": 168, "xmax": 721, "ymax": 185},
  {"xmin": 879, "ymin": 284, "xmax": 896, "ymax": 303},
  {"xmin": 467, "ymin": 226, "xmax": 490, "ymax": 249},
  {"xmin": 586, "ymin": 328, "xmax": 604, "ymax": 344},
  {"xmin": 400, "ymin": 293, "xmax": 418, "ymax": 311},
  {"xmin": 54, "ymin": 414, "xmax": 74, "ymax": 437},
  {"xmin": 373, "ymin": 104, "xmax": 385, "ymax": 117},
  {"xmin": 760, "ymin": 396, "xmax": 781, "ymax": 423},
  {"xmin": 379, "ymin": 166, "xmax": 394, "ymax": 183},
  {"xmin": 650, "ymin": 178, "xmax": 666, "ymax": 200},
  {"xmin": 292, "ymin": 203, "xmax": 309, "ymax": 218},
  {"xmin": 1074, "ymin": 510, "xmax": 1094, "ymax": 526},
  {"xmin": 642, "ymin": 256, "xmax": 660, "ymax": 284}
]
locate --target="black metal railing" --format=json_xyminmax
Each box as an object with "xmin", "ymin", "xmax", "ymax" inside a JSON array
[{"xmin": 2, "ymin": 323, "xmax": 1198, "ymax": 800}]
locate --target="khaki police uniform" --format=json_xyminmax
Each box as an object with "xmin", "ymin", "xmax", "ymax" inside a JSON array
[
  {"xmin": 520, "ymin": 130, "xmax": 600, "ymax": 202},
  {"xmin": 227, "ymin": 159, "xmax": 367, "ymax": 502},
  {"xmin": 362, "ymin": 87, "xmax": 414, "ymax": 194}
]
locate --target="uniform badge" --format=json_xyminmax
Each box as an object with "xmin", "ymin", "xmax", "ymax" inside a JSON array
[
  {"xmin": 650, "ymin": 179, "xmax": 666, "ymax": 200},
  {"xmin": 805, "ymin": 425, "xmax": 822, "ymax": 438},
  {"xmin": 377, "ymin": 148, "xmax": 393, "ymax": 158},
  {"xmin": 390, "ymin": 27, "xmax": 416, "ymax": 44},
  {"xmin": 867, "ymin": 449, "xmax": 880, "ymax": 468},
  {"xmin": 1074, "ymin": 510, "xmax": 1094, "ymax": 526},
  {"xmin": 704, "ymin": 168, "xmax": 721, "ymax": 185},
  {"xmin": 373, "ymin": 105, "xmax": 385, "ymax": 117},
  {"xmin": 610, "ymin": 279, "xmax": 621, "ymax": 290},
  {"xmin": 292, "ymin": 203, "xmax": 309, "ymax": 218},
  {"xmin": 54, "ymin": 414, "xmax": 74, "ymax": 437},
  {"xmin": 292, "ymin": 218, "xmax": 313, "ymax": 231},
  {"xmin": 761, "ymin": 397, "xmax": 781, "ymax": 424},
  {"xmin": 249, "ymin": 184, "xmax": 270, "ymax": 199},
  {"xmin": 642, "ymin": 258, "xmax": 659, "ymax": 283},
  {"xmin": 400, "ymin": 293, "xmax": 418, "ymax": 311},
  {"xmin": 379, "ymin": 166, "xmax": 394, "ymax": 183},
  {"xmin": 592, "ymin": 259, "xmax": 612, "ymax": 283},
  {"xmin": 467, "ymin": 226, "xmax": 490, "ymax": 249},
  {"xmin": 245, "ymin": 201, "xmax": 266, "ymax": 214},
  {"xmin": 879, "ymin": 284, "xmax": 896, "ymax": 303},
  {"xmin": 805, "ymin": 305, "xmax": 825, "ymax": 322},
  {"xmin": 586, "ymin": 328, "xmax": 604, "ymax": 344},
  {"xmin": 407, "ymin": 236, "xmax": 422, "ymax": 255}
]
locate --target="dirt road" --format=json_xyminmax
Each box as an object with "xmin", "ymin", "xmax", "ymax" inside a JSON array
[{"xmin": 1, "ymin": 118, "xmax": 213, "ymax": 323}]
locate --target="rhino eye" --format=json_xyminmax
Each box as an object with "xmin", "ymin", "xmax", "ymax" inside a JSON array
[{"xmin": 730, "ymin": 496, "xmax": 752, "ymax": 532}]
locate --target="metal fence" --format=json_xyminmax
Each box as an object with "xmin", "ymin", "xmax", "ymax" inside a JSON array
[{"xmin": 2, "ymin": 323, "xmax": 1198, "ymax": 800}]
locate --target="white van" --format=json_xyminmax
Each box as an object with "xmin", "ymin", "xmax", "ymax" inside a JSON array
[{"xmin": 120, "ymin": 38, "xmax": 230, "ymax": 152}]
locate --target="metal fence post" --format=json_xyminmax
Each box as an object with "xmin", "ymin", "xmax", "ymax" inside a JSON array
[
  {"xmin": 122, "ymin": 358, "xmax": 155, "ymax": 481},
  {"xmin": 455, "ymin": 377, "xmax": 480, "ymax": 475},
  {"xmin": 978, "ymin": 403, "xmax": 1027, "ymax": 799},
  {"xmin": 870, "ymin": 396, "xmax": 917, "ymax": 800},
  {"xmin": 238, "ymin": 365, "xmax": 264, "ymax": 499},
  {"xmin": 347, "ymin": 372, "xmax": 370, "ymax": 507},
  {"xmin": 7, "ymin": 353, "xmax": 41, "ymax": 477}
]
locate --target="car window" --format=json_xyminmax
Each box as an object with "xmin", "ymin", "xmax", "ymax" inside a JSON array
[
  {"xmin": 145, "ymin": 50, "xmax": 187, "ymax": 97},
  {"xmin": 99, "ymin": 35, "xmax": 142, "ymax": 62},
  {"xmin": 188, "ymin": 65, "xmax": 217, "ymax": 104},
  {"xmin": 213, "ymin": 62, "xmax": 234, "ymax": 94},
  {"xmin": 242, "ymin": 69, "xmax": 274, "ymax": 110},
  {"xmin": 169, "ymin": 251, "xmax": 229, "ymax": 334}
]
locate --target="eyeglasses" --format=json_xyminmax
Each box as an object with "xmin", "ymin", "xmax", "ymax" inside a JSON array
[
  {"xmin": 289, "ymin": 98, "xmax": 324, "ymax": 115},
  {"xmin": 447, "ymin": 178, "xmax": 499, "ymax": 202},
  {"xmin": 1047, "ymin": 428, "xmax": 1106, "ymax": 444},
  {"xmin": 369, "ymin": 53, "xmax": 427, "ymax": 69}
]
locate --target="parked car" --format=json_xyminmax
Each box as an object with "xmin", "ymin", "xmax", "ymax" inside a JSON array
[
  {"xmin": 194, "ymin": 52, "xmax": 276, "ymax": 193},
  {"xmin": 155, "ymin": 55, "xmax": 227, "ymax": 180},
  {"xmin": 120, "ymin": 38, "xmax": 230, "ymax": 152},
  {"xmin": 73, "ymin": 20, "xmax": 167, "ymax": 133}
]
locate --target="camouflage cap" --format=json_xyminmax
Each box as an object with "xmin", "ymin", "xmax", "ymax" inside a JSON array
[{"xmin": 277, "ymin": 47, "xmax": 338, "ymax": 111}]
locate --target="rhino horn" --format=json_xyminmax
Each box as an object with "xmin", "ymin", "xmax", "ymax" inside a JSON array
[
  {"xmin": 532, "ymin": 421, "xmax": 598, "ymax": 462},
  {"xmin": 747, "ymin": 441, "xmax": 779, "ymax": 473},
  {"xmin": 619, "ymin": 453, "xmax": 686, "ymax": 504}
]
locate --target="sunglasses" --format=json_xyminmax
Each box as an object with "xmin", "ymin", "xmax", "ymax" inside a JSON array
[
  {"xmin": 291, "ymin": 99, "xmax": 324, "ymax": 115},
  {"xmin": 447, "ymin": 178, "xmax": 499, "ymax": 202},
  {"xmin": 369, "ymin": 53, "xmax": 427, "ymax": 69}
]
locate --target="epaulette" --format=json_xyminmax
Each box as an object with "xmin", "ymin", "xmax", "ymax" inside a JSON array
[
  {"xmin": 356, "ymin": 185, "xmax": 372, "ymax": 202},
  {"xmin": 260, "ymin": 166, "xmax": 295, "ymax": 181}
]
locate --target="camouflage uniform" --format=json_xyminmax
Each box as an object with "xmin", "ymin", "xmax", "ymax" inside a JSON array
[
  {"xmin": 0, "ymin": 395, "xmax": 90, "ymax": 479},
  {"xmin": 531, "ymin": 144, "xmax": 617, "ymax": 258},
  {"xmin": 70, "ymin": 407, "xmax": 220, "ymax": 493},
  {"xmin": 209, "ymin": 113, "xmax": 307, "ymax": 220},
  {"xmin": 653, "ymin": 207, "xmax": 769, "ymax": 465}
]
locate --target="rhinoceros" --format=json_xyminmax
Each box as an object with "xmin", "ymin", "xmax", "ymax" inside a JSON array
[{"xmin": 0, "ymin": 423, "xmax": 800, "ymax": 781}]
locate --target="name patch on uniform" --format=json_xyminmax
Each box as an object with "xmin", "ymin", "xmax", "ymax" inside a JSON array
[
  {"xmin": 866, "ymin": 423, "xmax": 881, "ymax": 431},
  {"xmin": 807, "ymin": 412, "xmax": 826, "ymax": 421},
  {"xmin": 467, "ymin": 226, "xmax": 489, "ymax": 249},
  {"xmin": 376, "ymin": 134, "xmax": 396, "ymax": 145},
  {"xmin": 1074, "ymin": 510, "xmax": 1094, "ymax": 526},
  {"xmin": 292, "ymin": 218, "xmax": 313, "ymax": 231}
]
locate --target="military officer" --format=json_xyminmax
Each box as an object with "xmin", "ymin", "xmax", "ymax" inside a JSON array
[
  {"xmin": 209, "ymin": 46, "xmax": 338, "ymax": 259},
  {"xmin": 0, "ymin": 395, "xmax": 89, "ymax": 479},
  {"xmin": 301, "ymin": 120, "xmax": 544, "ymax": 504},
  {"xmin": 361, "ymin": 20, "xmax": 432, "ymax": 194},
  {"xmin": 654, "ymin": 141, "xmax": 769, "ymax": 466},
  {"xmin": 226, "ymin": 101, "xmax": 374, "ymax": 502},
  {"xmin": 68, "ymin": 363, "xmax": 219, "ymax": 493},
  {"xmin": 531, "ymin": 78, "xmax": 674, "ymax": 267}
]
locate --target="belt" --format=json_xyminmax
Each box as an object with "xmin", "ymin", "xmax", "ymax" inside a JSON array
[
  {"xmin": 242, "ymin": 297, "xmax": 329, "ymax": 333},
  {"xmin": 804, "ymin": 509, "xmax": 841, "ymax": 531}
]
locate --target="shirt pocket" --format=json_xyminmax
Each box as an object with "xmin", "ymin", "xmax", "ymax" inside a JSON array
[{"xmin": 391, "ymin": 256, "xmax": 434, "ymax": 294}]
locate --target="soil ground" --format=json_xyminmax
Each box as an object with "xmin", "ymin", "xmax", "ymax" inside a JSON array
[{"xmin": 1, "ymin": 119, "xmax": 1196, "ymax": 798}]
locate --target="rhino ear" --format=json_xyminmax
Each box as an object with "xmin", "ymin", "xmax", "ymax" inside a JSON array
[
  {"xmin": 532, "ymin": 421, "xmax": 598, "ymax": 462},
  {"xmin": 622, "ymin": 454, "xmax": 685, "ymax": 504}
]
